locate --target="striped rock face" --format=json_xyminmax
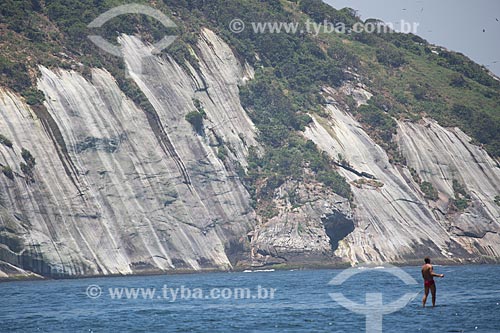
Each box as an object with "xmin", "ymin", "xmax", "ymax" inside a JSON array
[
  {"xmin": 0, "ymin": 29, "xmax": 257, "ymax": 277},
  {"xmin": 1, "ymin": 29, "xmax": 499, "ymax": 278},
  {"xmin": 304, "ymin": 87, "xmax": 500, "ymax": 264}
]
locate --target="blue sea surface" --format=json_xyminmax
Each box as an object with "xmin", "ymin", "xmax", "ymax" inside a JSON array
[{"xmin": 1, "ymin": 265, "xmax": 500, "ymax": 332}]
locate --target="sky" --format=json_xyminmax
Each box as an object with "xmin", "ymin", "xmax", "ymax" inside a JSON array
[{"xmin": 324, "ymin": 0, "xmax": 500, "ymax": 77}]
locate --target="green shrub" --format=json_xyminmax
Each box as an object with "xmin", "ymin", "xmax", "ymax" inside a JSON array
[
  {"xmin": 0, "ymin": 58, "xmax": 31, "ymax": 92},
  {"xmin": 451, "ymin": 179, "xmax": 470, "ymax": 211},
  {"xmin": 449, "ymin": 73, "xmax": 468, "ymax": 88},
  {"xmin": 0, "ymin": 134, "xmax": 13, "ymax": 148},
  {"xmin": 327, "ymin": 41, "xmax": 360, "ymax": 68},
  {"xmin": 21, "ymin": 89, "xmax": 45, "ymax": 106},
  {"xmin": 420, "ymin": 181, "xmax": 438, "ymax": 200},
  {"xmin": 167, "ymin": 40, "xmax": 200, "ymax": 72},
  {"xmin": 357, "ymin": 103, "xmax": 396, "ymax": 144},
  {"xmin": 452, "ymin": 179, "xmax": 468, "ymax": 198},
  {"xmin": 298, "ymin": 0, "xmax": 358, "ymax": 26},
  {"xmin": 1, "ymin": 165, "xmax": 14, "ymax": 180},
  {"xmin": 217, "ymin": 146, "xmax": 228, "ymax": 161},
  {"xmin": 451, "ymin": 104, "xmax": 473, "ymax": 120},
  {"xmin": 185, "ymin": 111, "xmax": 204, "ymax": 134},
  {"xmin": 20, "ymin": 161, "xmax": 34, "ymax": 182},
  {"xmin": 451, "ymin": 198, "xmax": 469, "ymax": 211},
  {"xmin": 316, "ymin": 170, "xmax": 352, "ymax": 199},
  {"xmin": 258, "ymin": 200, "xmax": 279, "ymax": 220},
  {"xmin": 21, "ymin": 148, "xmax": 36, "ymax": 167},
  {"xmin": 376, "ymin": 46, "xmax": 407, "ymax": 68},
  {"xmin": 411, "ymin": 83, "xmax": 430, "ymax": 101},
  {"xmin": 19, "ymin": 148, "xmax": 36, "ymax": 183},
  {"xmin": 394, "ymin": 91, "xmax": 409, "ymax": 105},
  {"xmin": 409, "ymin": 167, "xmax": 421, "ymax": 184},
  {"xmin": 193, "ymin": 98, "xmax": 204, "ymax": 113},
  {"xmin": 438, "ymin": 50, "xmax": 499, "ymax": 87}
]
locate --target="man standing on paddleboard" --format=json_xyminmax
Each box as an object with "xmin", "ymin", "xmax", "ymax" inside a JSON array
[{"xmin": 422, "ymin": 256, "xmax": 444, "ymax": 307}]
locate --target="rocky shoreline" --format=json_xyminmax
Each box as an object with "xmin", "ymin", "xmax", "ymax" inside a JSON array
[{"xmin": 2, "ymin": 255, "xmax": 498, "ymax": 283}]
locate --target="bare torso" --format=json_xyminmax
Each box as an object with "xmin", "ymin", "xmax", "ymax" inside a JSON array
[{"xmin": 422, "ymin": 263, "xmax": 434, "ymax": 281}]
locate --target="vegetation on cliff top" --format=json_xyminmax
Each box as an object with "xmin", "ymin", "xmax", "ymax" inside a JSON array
[{"xmin": 0, "ymin": 0, "xmax": 498, "ymax": 206}]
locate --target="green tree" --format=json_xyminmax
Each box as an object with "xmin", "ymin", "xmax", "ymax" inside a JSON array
[{"xmin": 185, "ymin": 111, "xmax": 204, "ymax": 134}]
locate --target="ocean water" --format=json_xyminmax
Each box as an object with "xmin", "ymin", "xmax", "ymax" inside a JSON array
[{"xmin": 1, "ymin": 265, "xmax": 500, "ymax": 332}]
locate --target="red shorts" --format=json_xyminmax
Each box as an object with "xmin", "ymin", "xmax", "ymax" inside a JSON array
[{"xmin": 424, "ymin": 280, "xmax": 435, "ymax": 287}]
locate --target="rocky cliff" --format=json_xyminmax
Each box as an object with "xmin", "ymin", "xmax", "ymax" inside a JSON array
[
  {"xmin": 1, "ymin": 24, "xmax": 499, "ymax": 279},
  {"xmin": 303, "ymin": 85, "xmax": 500, "ymax": 264},
  {"xmin": 0, "ymin": 29, "xmax": 257, "ymax": 277}
]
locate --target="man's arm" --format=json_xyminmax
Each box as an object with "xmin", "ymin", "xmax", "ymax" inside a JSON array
[{"xmin": 430, "ymin": 266, "xmax": 445, "ymax": 278}]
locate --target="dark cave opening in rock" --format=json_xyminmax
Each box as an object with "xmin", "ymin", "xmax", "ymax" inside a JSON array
[{"xmin": 322, "ymin": 211, "xmax": 355, "ymax": 252}]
